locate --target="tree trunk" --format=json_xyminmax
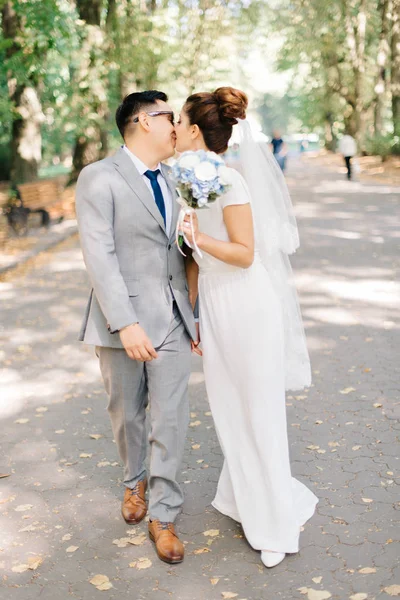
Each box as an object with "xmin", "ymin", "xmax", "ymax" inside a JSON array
[
  {"xmin": 375, "ymin": 0, "xmax": 391, "ymax": 136},
  {"xmin": 10, "ymin": 85, "xmax": 44, "ymax": 184},
  {"xmin": 392, "ymin": 0, "xmax": 400, "ymax": 137},
  {"xmin": 341, "ymin": 0, "xmax": 368, "ymax": 145},
  {"xmin": 70, "ymin": 0, "xmax": 109, "ymax": 182},
  {"xmin": 2, "ymin": 2, "xmax": 44, "ymax": 184},
  {"xmin": 324, "ymin": 106, "xmax": 337, "ymax": 150}
]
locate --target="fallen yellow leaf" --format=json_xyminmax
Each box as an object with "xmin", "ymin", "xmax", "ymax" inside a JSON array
[
  {"xmin": 89, "ymin": 574, "xmax": 113, "ymax": 591},
  {"xmin": 384, "ymin": 585, "xmax": 400, "ymax": 596},
  {"xmin": 12, "ymin": 564, "xmax": 29, "ymax": 573},
  {"xmin": 128, "ymin": 534, "xmax": 146, "ymax": 546},
  {"xmin": 358, "ymin": 567, "xmax": 376, "ymax": 574},
  {"xmin": 27, "ymin": 556, "xmax": 42, "ymax": 570},
  {"xmin": 307, "ymin": 591, "xmax": 332, "ymax": 600},
  {"xmin": 203, "ymin": 529, "xmax": 220, "ymax": 537},
  {"xmin": 193, "ymin": 547, "xmax": 211, "ymax": 554},
  {"xmin": 136, "ymin": 557, "xmax": 152, "ymax": 570},
  {"xmin": 112, "ymin": 537, "xmax": 131, "ymax": 548},
  {"xmin": 340, "ymin": 387, "xmax": 356, "ymax": 394},
  {"xmin": 19, "ymin": 524, "xmax": 37, "ymax": 532}
]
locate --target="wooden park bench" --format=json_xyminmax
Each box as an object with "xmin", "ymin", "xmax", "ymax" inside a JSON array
[{"xmin": 0, "ymin": 177, "xmax": 76, "ymax": 243}]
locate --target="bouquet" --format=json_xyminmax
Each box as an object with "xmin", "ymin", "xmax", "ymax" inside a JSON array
[{"xmin": 172, "ymin": 150, "xmax": 232, "ymax": 257}]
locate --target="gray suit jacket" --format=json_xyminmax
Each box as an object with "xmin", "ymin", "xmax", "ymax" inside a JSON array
[{"xmin": 75, "ymin": 147, "xmax": 196, "ymax": 349}]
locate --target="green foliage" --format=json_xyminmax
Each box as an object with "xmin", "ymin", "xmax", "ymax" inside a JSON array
[
  {"xmin": 267, "ymin": 0, "xmax": 394, "ymax": 147},
  {"xmin": 365, "ymin": 134, "xmax": 399, "ymax": 159},
  {"xmin": 256, "ymin": 93, "xmax": 293, "ymax": 135},
  {"xmin": 5, "ymin": 0, "xmax": 396, "ymax": 182},
  {"xmin": 1, "ymin": 0, "xmax": 75, "ymax": 85}
]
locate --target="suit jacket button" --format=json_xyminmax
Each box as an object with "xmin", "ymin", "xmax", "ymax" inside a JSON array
[
  {"xmin": 168, "ymin": 244, "xmax": 172, "ymax": 250},
  {"xmin": 169, "ymin": 275, "xmax": 173, "ymax": 280}
]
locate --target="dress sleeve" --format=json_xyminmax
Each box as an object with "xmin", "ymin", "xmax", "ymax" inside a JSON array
[{"xmin": 220, "ymin": 168, "xmax": 252, "ymax": 209}]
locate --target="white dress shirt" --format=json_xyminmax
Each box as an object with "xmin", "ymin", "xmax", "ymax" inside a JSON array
[
  {"xmin": 338, "ymin": 135, "xmax": 357, "ymax": 157},
  {"xmin": 123, "ymin": 145, "xmax": 172, "ymax": 236}
]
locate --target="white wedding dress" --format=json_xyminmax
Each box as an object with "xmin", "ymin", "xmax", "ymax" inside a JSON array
[{"xmin": 194, "ymin": 168, "xmax": 318, "ymax": 554}]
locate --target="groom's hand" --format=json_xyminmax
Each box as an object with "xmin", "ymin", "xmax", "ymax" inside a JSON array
[{"xmin": 119, "ymin": 324, "xmax": 158, "ymax": 361}]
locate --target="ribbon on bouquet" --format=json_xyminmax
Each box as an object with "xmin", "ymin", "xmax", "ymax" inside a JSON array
[{"xmin": 175, "ymin": 196, "xmax": 203, "ymax": 259}]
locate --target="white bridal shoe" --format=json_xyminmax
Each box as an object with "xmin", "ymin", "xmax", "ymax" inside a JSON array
[{"xmin": 261, "ymin": 550, "xmax": 286, "ymax": 568}]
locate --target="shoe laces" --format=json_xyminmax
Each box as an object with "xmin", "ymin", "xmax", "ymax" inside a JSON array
[
  {"xmin": 131, "ymin": 482, "xmax": 140, "ymax": 495},
  {"xmin": 154, "ymin": 521, "xmax": 175, "ymax": 534},
  {"xmin": 129, "ymin": 480, "xmax": 144, "ymax": 497}
]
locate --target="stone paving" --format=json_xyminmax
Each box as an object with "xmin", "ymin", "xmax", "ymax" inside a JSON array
[{"xmin": 0, "ymin": 158, "xmax": 399, "ymax": 600}]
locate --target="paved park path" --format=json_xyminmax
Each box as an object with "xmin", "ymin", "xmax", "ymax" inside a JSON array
[{"xmin": 1, "ymin": 158, "xmax": 399, "ymax": 600}]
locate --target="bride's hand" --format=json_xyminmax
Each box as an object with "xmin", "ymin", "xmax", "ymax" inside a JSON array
[
  {"xmin": 182, "ymin": 212, "xmax": 202, "ymax": 246},
  {"xmin": 191, "ymin": 322, "xmax": 202, "ymax": 356}
]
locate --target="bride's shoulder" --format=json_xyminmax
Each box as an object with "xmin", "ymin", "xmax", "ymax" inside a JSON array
[
  {"xmin": 220, "ymin": 166, "xmax": 251, "ymax": 207},
  {"xmin": 224, "ymin": 166, "xmax": 250, "ymax": 193},
  {"xmin": 224, "ymin": 165, "xmax": 247, "ymax": 185}
]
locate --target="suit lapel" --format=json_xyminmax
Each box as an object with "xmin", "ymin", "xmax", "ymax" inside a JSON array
[
  {"xmin": 112, "ymin": 147, "xmax": 167, "ymax": 235},
  {"xmin": 160, "ymin": 163, "xmax": 180, "ymax": 242}
]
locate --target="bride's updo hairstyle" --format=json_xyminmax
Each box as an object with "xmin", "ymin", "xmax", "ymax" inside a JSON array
[{"xmin": 184, "ymin": 86, "xmax": 248, "ymax": 154}]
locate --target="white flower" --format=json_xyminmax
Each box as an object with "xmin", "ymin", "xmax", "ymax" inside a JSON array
[
  {"xmin": 179, "ymin": 152, "xmax": 201, "ymax": 169},
  {"xmin": 206, "ymin": 151, "xmax": 221, "ymax": 163},
  {"xmin": 197, "ymin": 197, "xmax": 208, "ymax": 207},
  {"xmin": 194, "ymin": 161, "xmax": 217, "ymax": 181},
  {"xmin": 217, "ymin": 165, "xmax": 232, "ymax": 185}
]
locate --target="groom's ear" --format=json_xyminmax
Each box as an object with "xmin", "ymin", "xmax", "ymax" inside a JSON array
[{"xmin": 137, "ymin": 112, "xmax": 151, "ymax": 132}]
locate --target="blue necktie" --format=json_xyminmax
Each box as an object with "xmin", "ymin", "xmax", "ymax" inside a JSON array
[{"xmin": 144, "ymin": 169, "xmax": 166, "ymax": 226}]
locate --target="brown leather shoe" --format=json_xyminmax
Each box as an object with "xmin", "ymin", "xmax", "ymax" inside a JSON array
[
  {"xmin": 121, "ymin": 479, "xmax": 147, "ymax": 524},
  {"xmin": 148, "ymin": 519, "xmax": 184, "ymax": 564}
]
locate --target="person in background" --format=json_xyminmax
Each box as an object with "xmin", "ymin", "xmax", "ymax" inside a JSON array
[
  {"xmin": 270, "ymin": 130, "xmax": 288, "ymax": 172},
  {"xmin": 299, "ymin": 138, "xmax": 308, "ymax": 153},
  {"xmin": 338, "ymin": 132, "xmax": 357, "ymax": 180}
]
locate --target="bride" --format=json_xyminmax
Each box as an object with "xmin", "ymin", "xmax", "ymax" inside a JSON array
[{"xmin": 175, "ymin": 87, "xmax": 318, "ymax": 568}]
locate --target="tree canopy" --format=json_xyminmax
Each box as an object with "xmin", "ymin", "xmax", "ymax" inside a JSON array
[{"xmin": 0, "ymin": 0, "xmax": 397, "ymax": 184}]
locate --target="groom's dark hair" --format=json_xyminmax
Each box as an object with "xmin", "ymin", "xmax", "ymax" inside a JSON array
[{"xmin": 116, "ymin": 90, "xmax": 168, "ymax": 138}]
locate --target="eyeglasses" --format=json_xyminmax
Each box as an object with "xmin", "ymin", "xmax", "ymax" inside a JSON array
[{"xmin": 132, "ymin": 111, "xmax": 175, "ymax": 125}]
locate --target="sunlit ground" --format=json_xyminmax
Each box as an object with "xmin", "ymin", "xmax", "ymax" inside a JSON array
[{"xmin": 0, "ymin": 157, "xmax": 399, "ymax": 599}]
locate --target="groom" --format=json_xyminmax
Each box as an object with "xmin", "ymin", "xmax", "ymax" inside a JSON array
[{"xmin": 75, "ymin": 91, "xmax": 196, "ymax": 564}]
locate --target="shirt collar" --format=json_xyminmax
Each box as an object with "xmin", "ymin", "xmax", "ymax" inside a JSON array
[{"xmin": 123, "ymin": 145, "xmax": 162, "ymax": 177}]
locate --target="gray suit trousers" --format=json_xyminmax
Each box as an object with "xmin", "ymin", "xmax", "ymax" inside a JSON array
[{"xmin": 96, "ymin": 304, "xmax": 191, "ymax": 523}]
